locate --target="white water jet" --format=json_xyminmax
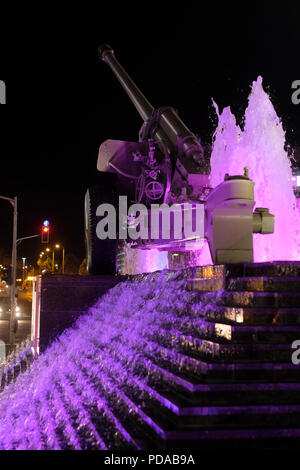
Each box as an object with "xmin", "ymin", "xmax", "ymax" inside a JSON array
[{"xmin": 210, "ymin": 76, "xmax": 300, "ymax": 261}]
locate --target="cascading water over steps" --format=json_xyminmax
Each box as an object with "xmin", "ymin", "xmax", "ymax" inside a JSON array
[{"xmin": 0, "ymin": 262, "xmax": 300, "ymax": 450}]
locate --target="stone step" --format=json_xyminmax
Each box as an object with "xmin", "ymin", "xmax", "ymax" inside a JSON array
[
  {"xmin": 216, "ymin": 291, "xmax": 300, "ymax": 308},
  {"xmin": 122, "ymin": 380, "xmax": 300, "ymax": 437},
  {"xmin": 227, "ymin": 276, "xmax": 300, "ymax": 293},
  {"xmin": 187, "ymin": 277, "xmax": 224, "ymax": 291},
  {"xmin": 152, "ymin": 332, "xmax": 294, "ymax": 362},
  {"xmin": 146, "ymin": 360, "xmax": 300, "ymax": 392},
  {"xmin": 178, "ymin": 317, "xmax": 300, "ymax": 344},
  {"xmin": 206, "ymin": 323, "xmax": 300, "ymax": 344},
  {"xmin": 146, "ymin": 350, "xmax": 300, "ymax": 383},
  {"xmin": 87, "ymin": 342, "xmax": 300, "ymax": 450},
  {"xmin": 156, "ymin": 427, "xmax": 300, "ymax": 449},
  {"xmin": 120, "ymin": 267, "xmax": 300, "ymax": 448},
  {"xmin": 97, "ymin": 375, "xmax": 300, "ymax": 449},
  {"xmin": 226, "ymin": 262, "xmax": 300, "ymax": 279},
  {"xmin": 77, "ymin": 366, "xmax": 159, "ymax": 450},
  {"xmin": 144, "ymin": 373, "xmax": 300, "ymax": 407},
  {"xmin": 148, "ymin": 399, "xmax": 300, "ymax": 430},
  {"xmin": 186, "ymin": 273, "xmax": 300, "ymax": 293},
  {"xmin": 203, "ymin": 306, "xmax": 300, "ymax": 326}
]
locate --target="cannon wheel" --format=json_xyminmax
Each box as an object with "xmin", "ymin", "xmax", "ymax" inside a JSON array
[{"xmin": 85, "ymin": 172, "xmax": 119, "ymax": 275}]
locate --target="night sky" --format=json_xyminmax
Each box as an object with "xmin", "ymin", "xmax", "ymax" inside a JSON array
[{"xmin": 0, "ymin": 4, "xmax": 299, "ymax": 267}]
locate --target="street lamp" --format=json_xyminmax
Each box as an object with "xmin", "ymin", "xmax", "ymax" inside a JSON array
[
  {"xmin": 0, "ymin": 194, "xmax": 17, "ymax": 347},
  {"xmin": 52, "ymin": 249, "xmax": 55, "ymax": 273},
  {"xmin": 22, "ymin": 257, "xmax": 26, "ymax": 285},
  {"xmin": 51, "ymin": 245, "xmax": 59, "ymax": 273}
]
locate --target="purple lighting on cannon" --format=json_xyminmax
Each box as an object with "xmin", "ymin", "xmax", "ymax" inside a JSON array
[{"xmin": 124, "ymin": 76, "xmax": 300, "ymax": 273}]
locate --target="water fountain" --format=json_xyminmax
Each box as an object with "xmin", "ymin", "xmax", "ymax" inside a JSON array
[
  {"xmin": 210, "ymin": 76, "xmax": 300, "ymax": 262},
  {"xmin": 123, "ymin": 76, "xmax": 300, "ymax": 273},
  {"xmin": 0, "ymin": 77, "xmax": 300, "ymax": 450},
  {"xmin": 0, "ymin": 272, "xmax": 206, "ymax": 450}
]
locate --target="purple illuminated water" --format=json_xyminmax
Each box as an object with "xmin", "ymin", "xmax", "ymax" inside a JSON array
[
  {"xmin": 210, "ymin": 76, "xmax": 300, "ymax": 261},
  {"xmin": 0, "ymin": 273, "xmax": 210, "ymax": 450},
  {"xmin": 123, "ymin": 243, "xmax": 168, "ymax": 274}
]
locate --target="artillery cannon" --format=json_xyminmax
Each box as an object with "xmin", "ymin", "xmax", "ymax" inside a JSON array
[{"xmin": 85, "ymin": 45, "xmax": 274, "ymax": 274}]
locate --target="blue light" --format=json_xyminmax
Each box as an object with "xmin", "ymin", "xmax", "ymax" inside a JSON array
[{"xmin": 43, "ymin": 220, "xmax": 50, "ymax": 227}]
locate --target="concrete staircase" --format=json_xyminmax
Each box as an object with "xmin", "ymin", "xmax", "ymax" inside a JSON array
[
  {"xmin": 115, "ymin": 262, "xmax": 300, "ymax": 449},
  {"xmin": 0, "ymin": 339, "xmax": 34, "ymax": 391}
]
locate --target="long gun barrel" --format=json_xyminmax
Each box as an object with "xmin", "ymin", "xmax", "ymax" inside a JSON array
[{"xmin": 98, "ymin": 44, "xmax": 204, "ymax": 171}]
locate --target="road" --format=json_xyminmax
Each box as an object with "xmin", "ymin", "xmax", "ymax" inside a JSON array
[{"xmin": 0, "ymin": 290, "xmax": 32, "ymax": 348}]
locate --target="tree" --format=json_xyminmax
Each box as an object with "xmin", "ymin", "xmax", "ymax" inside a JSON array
[
  {"xmin": 63, "ymin": 253, "xmax": 80, "ymax": 275},
  {"xmin": 37, "ymin": 255, "xmax": 52, "ymax": 274}
]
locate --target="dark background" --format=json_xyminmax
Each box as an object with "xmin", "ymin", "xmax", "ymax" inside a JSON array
[{"xmin": 0, "ymin": 3, "xmax": 299, "ymax": 267}]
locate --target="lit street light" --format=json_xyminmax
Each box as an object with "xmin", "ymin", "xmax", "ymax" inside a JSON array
[
  {"xmin": 22, "ymin": 257, "xmax": 26, "ymax": 285},
  {"xmin": 52, "ymin": 250, "xmax": 55, "ymax": 273},
  {"xmin": 52, "ymin": 244, "xmax": 65, "ymax": 274},
  {"xmin": 0, "ymin": 194, "xmax": 17, "ymax": 347}
]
